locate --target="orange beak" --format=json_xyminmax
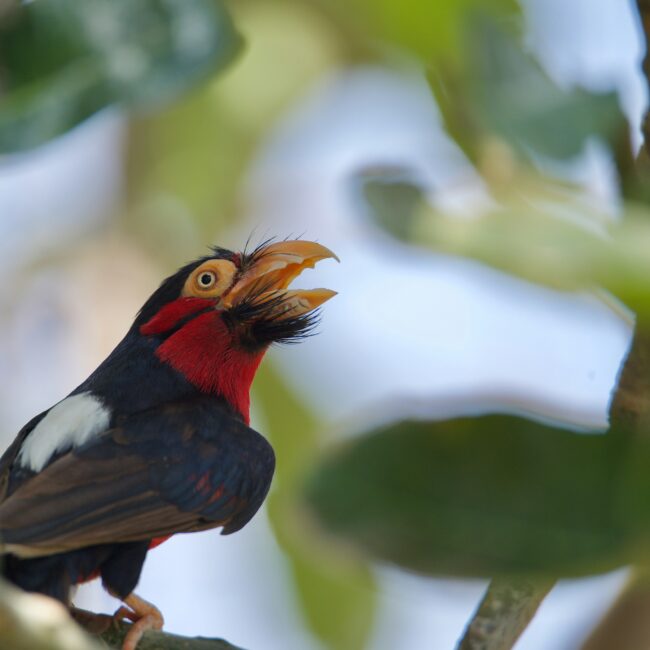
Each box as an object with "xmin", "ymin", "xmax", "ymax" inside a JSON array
[{"xmin": 221, "ymin": 240, "xmax": 339, "ymax": 320}]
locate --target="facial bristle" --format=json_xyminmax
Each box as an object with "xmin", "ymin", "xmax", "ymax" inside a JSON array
[
  {"xmin": 245, "ymin": 237, "xmax": 277, "ymax": 266},
  {"xmin": 227, "ymin": 289, "xmax": 322, "ymax": 346}
]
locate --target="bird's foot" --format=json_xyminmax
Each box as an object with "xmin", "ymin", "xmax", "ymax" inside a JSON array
[{"xmin": 113, "ymin": 593, "xmax": 164, "ymax": 650}]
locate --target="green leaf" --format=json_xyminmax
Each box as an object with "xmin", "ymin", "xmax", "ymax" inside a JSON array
[
  {"xmin": 355, "ymin": 168, "xmax": 650, "ymax": 316},
  {"xmin": 429, "ymin": 16, "xmax": 626, "ymax": 165},
  {"xmin": 360, "ymin": 169, "xmax": 425, "ymax": 241},
  {"xmin": 305, "ymin": 415, "xmax": 650, "ymax": 578},
  {"xmin": 469, "ymin": 19, "xmax": 625, "ymax": 160},
  {"xmin": 0, "ymin": 0, "xmax": 241, "ymax": 152}
]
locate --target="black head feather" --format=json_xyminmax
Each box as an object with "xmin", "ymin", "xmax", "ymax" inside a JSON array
[
  {"xmin": 132, "ymin": 249, "xmax": 235, "ymax": 330},
  {"xmin": 132, "ymin": 243, "xmax": 323, "ymax": 347}
]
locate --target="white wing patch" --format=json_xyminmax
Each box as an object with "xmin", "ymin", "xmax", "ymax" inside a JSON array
[{"xmin": 17, "ymin": 392, "xmax": 111, "ymax": 472}]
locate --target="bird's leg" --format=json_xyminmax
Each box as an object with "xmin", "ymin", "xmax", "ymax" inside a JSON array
[{"xmin": 113, "ymin": 593, "xmax": 164, "ymax": 650}]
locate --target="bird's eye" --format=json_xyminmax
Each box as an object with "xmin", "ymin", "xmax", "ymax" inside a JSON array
[
  {"xmin": 198, "ymin": 272, "xmax": 216, "ymax": 288},
  {"xmin": 182, "ymin": 259, "xmax": 237, "ymax": 298}
]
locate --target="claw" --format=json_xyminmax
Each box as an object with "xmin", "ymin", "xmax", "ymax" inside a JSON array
[
  {"xmin": 113, "ymin": 605, "xmax": 138, "ymax": 625},
  {"xmin": 113, "ymin": 593, "xmax": 164, "ymax": 650}
]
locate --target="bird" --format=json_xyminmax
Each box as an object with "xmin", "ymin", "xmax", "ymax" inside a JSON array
[{"xmin": 0, "ymin": 239, "xmax": 338, "ymax": 650}]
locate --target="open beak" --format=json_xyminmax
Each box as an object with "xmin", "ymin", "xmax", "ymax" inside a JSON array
[{"xmin": 221, "ymin": 240, "xmax": 339, "ymax": 319}]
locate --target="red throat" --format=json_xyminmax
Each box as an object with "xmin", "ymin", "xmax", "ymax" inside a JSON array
[{"xmin": 152, "ymin": 310, "xmax": 265, "ymax": 424}]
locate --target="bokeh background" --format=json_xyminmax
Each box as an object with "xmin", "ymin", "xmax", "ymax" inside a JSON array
[{"xmin": 0, "ymin": 0, "xmax": 648, "ymax": 648}]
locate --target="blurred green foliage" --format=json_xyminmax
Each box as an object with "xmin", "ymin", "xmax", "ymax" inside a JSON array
[
  {"xmin": 305, "ymin": 0, "xmax": 650, "ymax": 619},
  {"xmin": 362, "ymin": 173, "xmax": 425, "ymax": 242},
  {"xmin": 432, "ymin": 17, "xmax": 625, "ymax": 163},
  {"xmin": 0, "ymin": 0, "xmax": 240, "ymax": 152},
  {"xmin": 313, "ymin": 0, "xmax": 520, "ymax": 67},
  {"xmin": 124, "ymin": 0, "xmax": 342, "ymax": 259},
  {"xmin": 306, "ymin": 416, "xmax": 650, "ymax": 579},
  {"xmin": 255, "ymin": 363, "xmax": 376, "ymax": 650},
  {"xmin": 360, "ymin": 171, "xmax": 650, "ymax": 316}
]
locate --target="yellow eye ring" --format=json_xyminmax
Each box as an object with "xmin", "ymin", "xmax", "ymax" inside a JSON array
[{"xmin": 182, "ymin": 259, "xmax": 238, "ymax": 298}]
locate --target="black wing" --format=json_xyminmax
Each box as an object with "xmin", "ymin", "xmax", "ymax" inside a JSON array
[
  {"xmin": 0, "ymin": 397, "xmax": 274, "ymax": 556},
  {"xmin": 0, "ymin": 410, "xmax": 49, "ymax": 501}
]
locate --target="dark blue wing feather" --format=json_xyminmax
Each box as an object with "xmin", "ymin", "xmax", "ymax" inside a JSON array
[{"xmin": 0, "ymin": 397, "xmax": 274, "ymax": 553}]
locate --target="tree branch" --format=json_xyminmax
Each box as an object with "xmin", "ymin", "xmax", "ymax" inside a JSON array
[
  {"xmin": 0, "ymin": 578, "xmax": 246, "ymax": 650},
  {"xmin": 637, "ymin": 0, "xmax": 650, "ymax": 157},
  {"xmin": 456, "ymin": 578, "xmax": 554, "ymax": 650},
  {"xmin": 607, "ymin": 0, "xmax": 650, "ymax": 432},
  {"xmin": 577, "ymin": 3, "xmax": 650, "ymax": 649},
  {"xmin": 610, "ymin": 327, "xmax": 650, "ymax": 430},
  {"xmin": 71, "ymin": 608, "xmax": 245, "ymax": 650},
  {"xmin": 608, "ymin": 3, "xmax": 650, "ymax": 431}
]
